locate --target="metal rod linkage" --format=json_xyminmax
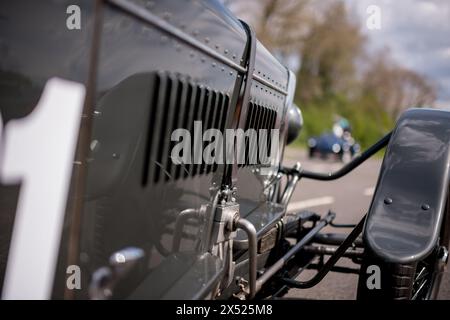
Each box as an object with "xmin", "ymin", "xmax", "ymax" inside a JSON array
[
  {"xmin": 313, "ymin": 232, "xmax": 364, "ymax": 247},
  {"xmin": 302, "ymin": 245, "xmax": 364, "ymax": 258},
  {"xmin": 330, "ymin": 221, "xmax": 357, "ymax": 228},
  {"xmin": 307, "ymin": 264, "xmax": 360, "ymax": 275},
  {"xmin": 282, "ymin": 215, "xmax": 366, "ymax": 289},
  {"xmin": 255, "ymin": 211, "xmax": 336, "ymax": 293},
  {"xmin": 281, "ymin": 132, "xmax": 392, "ymax": 181}
]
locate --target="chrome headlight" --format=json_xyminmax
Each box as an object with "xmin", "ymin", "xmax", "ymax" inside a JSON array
[
  {"xmin": 308, "ymin": 138, "xmax": 317, "ymax": 147},
  {"xmin": 332, "ymin": 143, "xmax": 341, "ymax": 153},
  {"xmin": 286, "ymin": 103, "xmax": 303, "ymax": 145}
]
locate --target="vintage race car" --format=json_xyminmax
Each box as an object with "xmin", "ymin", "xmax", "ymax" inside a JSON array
[
  {"xmin": 0, "ymin": 0, "xmax": 448, "ymax": 300},
  {"xmin": 308, "ymin": 132, "xmax": 360, "ymax": 162}
]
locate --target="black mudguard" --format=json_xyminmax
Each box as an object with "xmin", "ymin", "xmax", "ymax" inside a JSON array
[{"xmin": 364, "ymin": 108, "xmax": 450, "ymax": 263}]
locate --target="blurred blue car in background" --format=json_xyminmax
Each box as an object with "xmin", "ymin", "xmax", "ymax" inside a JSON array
[{"xmin": 308, "ymin": 118, "xmax": 360, "ymax": 162}]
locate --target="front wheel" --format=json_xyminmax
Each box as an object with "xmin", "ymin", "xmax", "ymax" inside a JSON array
[
  {"xmin": 357, "ymin": 246, "xmax": 448, "ymax": 300},
  {"xmin": 358, "ymin": 197, "xmax": 450, "ymax": 300}
]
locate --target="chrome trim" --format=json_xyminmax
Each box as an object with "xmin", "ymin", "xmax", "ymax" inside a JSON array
[
  {"xmin": 284, "ymin": 69, "xmax": 297, "ymax": 109},
  {"xmin": 172, "ymin": 208, "xmax": 200, "ymax": 253},
  {"xmin": 235, "ymin": 219, "xmax": 257, "ymax": 299},
  {"xmin": 280, "ymin": 162, "xmax": 301, "ymax": 206}
]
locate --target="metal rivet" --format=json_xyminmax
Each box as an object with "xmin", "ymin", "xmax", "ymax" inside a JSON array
[
  {"xmin": 112, "ymin": 153, "xmax": 120, "ymax": 159},
  {"xmin": 205, "ymin": 37, "xmax": 210, "ymax": 43},
  {"xmin": 224, "ymin": 49, "xmax": 229, "ymax": 54},
  {"xmin": 212, "ymin": 62, "xmax": 216, "ymax": 67},
  {"xmin": 422, "ymin": 203, "xmax": 430, "ymax": 210},
  {"xmin": 384, "ymin": 197, "xmax": 393, "ymax": 205}
]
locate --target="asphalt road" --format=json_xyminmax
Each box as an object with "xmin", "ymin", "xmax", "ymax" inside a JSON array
[{"xmin": 281, "ymin": 146, "xmax": 450, "ymax": 300}]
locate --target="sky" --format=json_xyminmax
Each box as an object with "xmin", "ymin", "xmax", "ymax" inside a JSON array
[{"xmin": 346, "ymin": 0, "xmax": 450, "ymax": 107}]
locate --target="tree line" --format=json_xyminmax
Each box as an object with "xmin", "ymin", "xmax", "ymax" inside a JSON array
[{"xmin": 227, "ymin": 0, "xmax": 436, "ymax": 148}]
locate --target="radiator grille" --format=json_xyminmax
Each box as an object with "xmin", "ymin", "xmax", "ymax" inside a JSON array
[
  {"xmin": 239, "ymin": 102, "xmax": 277, "ymax": 168},
  {"xmin": 142, "ymin": 73, "xmax": 229, "ymax": 185}
]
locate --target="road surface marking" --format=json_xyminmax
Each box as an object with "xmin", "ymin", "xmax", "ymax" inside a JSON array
[
  {"xmin": 287, "ymin": 196, "xmax": 335, "ymax": 212},
  {"xmin": 363, "ymin": 187, "xmax": 375, "ymax": 197}
]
